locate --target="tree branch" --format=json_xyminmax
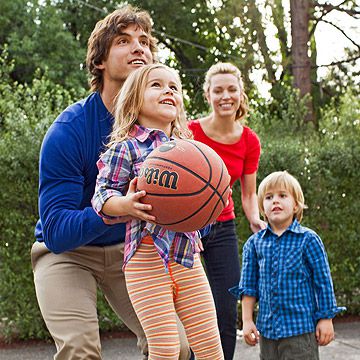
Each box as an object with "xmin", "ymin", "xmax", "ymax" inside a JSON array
[
  {"xmin": 314, "ymin": 54, "xmax": 360, "ymax": 68},
  {"xmin": 315, "ymin": 1, "xmax": 360, "ymax": 18},
  {"xmin": 310, "ymin": 0, "xmax": 359, "ymax": 38},
  {"xmin": 320, "ymin": 19, "xmax": 360, "ymax": 50}
]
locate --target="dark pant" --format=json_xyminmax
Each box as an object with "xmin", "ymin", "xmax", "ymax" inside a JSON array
[
  {"xmin": 201, "ymin": 220, "xmax": 240, "ymax": 360},
  {"xmin": 260, "ymin": 333, "xmax": 319, "ymax": 360}
]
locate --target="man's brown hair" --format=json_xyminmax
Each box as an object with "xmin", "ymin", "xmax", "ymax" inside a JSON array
[{"xmin": 86, "ymin": 5, "xmax": 157, "ymax": 92}]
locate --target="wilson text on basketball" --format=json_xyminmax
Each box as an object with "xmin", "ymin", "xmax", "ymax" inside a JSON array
[{"xmin": 139, "ymin": 167, "xmax": 179, "ymax": 190}]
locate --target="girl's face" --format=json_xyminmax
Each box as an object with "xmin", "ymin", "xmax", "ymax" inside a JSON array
[
  {"xmin": 139, "ymin": 68, "xmax": 183, "ymax": 135},
  {"xmin": 206, "ymin": 73, "xmax": 241, "ymax": 120}
]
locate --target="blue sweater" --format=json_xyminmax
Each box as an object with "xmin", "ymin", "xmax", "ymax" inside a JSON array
[{"xmin": 35, "ymin": 92, "xmax": 126, "ymax": 253}]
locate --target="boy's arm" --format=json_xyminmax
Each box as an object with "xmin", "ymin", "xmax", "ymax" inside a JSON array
[
  {"xmin": 242, "ymin": 295, "xmax": 259, "ymax": 346},
  {"xmin": 228, "ymin": 236, "xmax": 260, "ymax": 345},
  {"xmin": 305, "ymin": 232, "xmax": 346, "ymax": 344},
  {"xmin": 304, "ymin": 232, "xmax": 346, "ymax": 318},
  {"xmin": 229, "ymin": 236, "xmax": 259, "ymax": 299}
]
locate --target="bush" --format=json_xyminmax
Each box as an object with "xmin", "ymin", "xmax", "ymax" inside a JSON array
[{"xmin": 0, "ymin": 67, "xmax": 75, "ymax": 340}]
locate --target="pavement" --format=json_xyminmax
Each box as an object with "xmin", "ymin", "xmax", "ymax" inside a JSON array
[{"xmin": 1, "ymin": 321, "xmax": 359, "ymax": 359}]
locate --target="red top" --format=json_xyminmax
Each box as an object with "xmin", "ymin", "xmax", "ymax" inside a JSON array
[{"xmin": 188, "ymin": 119, "xmax": 261, "ymax": 222}]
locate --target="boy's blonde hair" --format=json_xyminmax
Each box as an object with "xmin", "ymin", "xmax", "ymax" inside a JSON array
[
  {"xmin": 203, "ymin": 62, "xmax": 248, "ymax": 121},
  {"xmin": 258, "ymin": 171, "xmax": 306, "ymax": 222},
  {"xmin": 109, "ymin": 64, "xmax": 192, "ymax": 146}
]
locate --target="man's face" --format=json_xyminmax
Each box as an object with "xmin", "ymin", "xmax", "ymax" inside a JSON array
[{"xmin": 98, "ymin": 24, "xmax": 153, "ymax": 87}]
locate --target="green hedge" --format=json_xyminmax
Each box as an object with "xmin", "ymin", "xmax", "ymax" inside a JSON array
[{"xmin": 0, "ymin": 62, "xmax": 359, "ymax": 341}]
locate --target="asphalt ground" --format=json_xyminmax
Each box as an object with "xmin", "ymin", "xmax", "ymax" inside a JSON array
[{"xmin": 1, "ymin": 321, "xmax": 359, "ymax": 359}]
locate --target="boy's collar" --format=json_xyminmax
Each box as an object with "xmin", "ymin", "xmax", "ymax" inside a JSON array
[{"xmin": 261, "ymin": 219, "xmax": 305, "ymax": 238}]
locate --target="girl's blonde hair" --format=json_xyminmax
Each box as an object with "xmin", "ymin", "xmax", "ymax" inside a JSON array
[
  {"xmin": 258, "ymin": 171, "xmax": 307, "ymax": 222},
  {"xmin": 109, "ymin": 64, "xmax": 192, "ymax": 146},
  {"xmin": 203, "ymin": 62, "xmax": 249, "ymax": 121}
]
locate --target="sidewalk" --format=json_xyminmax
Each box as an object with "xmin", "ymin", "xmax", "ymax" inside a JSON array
[{"xmin": 1, "ymin": 321, "xmax": 359, "ymax": 359}]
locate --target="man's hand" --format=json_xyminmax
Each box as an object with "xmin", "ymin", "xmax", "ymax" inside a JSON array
[
  {"xmin": 316, "ymin": 318, "xmax": 335, "ymax": 346},
  {"xmin": 242, "ymin": 320, "xmax": 260, "ymax": 346},
  {"xmin": 103, "ymin": 216, "xmax": 134, "ymax": 225}
]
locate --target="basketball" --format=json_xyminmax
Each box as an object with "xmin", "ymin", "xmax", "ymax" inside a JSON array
[{"xmin": 137, "ymin": 139, "xmax": 230, "ymax": 232}]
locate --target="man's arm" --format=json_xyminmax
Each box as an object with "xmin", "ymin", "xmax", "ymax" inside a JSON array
[{"xmin": 38, "ymin": 120, "xmax": 124, "ymax": 253}]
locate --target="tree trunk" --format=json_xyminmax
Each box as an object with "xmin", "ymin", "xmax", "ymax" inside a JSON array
[{"xmin": 290, "ymin": 0, "xmax": 314, "ymax": 122}]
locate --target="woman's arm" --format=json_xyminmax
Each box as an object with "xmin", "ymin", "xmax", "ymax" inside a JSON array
[{"xmin": 241, "ymin": 173, "xmax": 267, "ymax": 233}]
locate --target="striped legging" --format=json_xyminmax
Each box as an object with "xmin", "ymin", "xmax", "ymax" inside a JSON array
[{"xmin": 124, "ymin": 236, "xmax": 224, "ymax": 360}]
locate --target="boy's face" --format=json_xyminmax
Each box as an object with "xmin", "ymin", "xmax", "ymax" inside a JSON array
[
  {"xmin": 263, "ymin": 187, "xmax": 297, "ymax": 232},
  {"xmin": 98, "ymin": 23, "xmax": 153, "ymax": 87}
]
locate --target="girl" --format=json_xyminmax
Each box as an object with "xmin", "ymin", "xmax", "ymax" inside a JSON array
[
  {"xmin": 188, "ymin": 62, "xmax": 266, "ymax": 359},
  {"xmin": 92, "ymin": 64, "xmax": 224, "ymax": 360}
]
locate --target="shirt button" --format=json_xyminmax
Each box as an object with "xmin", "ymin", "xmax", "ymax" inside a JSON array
[{"xmin": 162, "ymin": 137, "xmax": 167, "ymax": 142}]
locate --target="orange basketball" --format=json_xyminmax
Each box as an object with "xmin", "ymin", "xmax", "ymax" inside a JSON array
[{"xmin": 137, "ymin": 139, "xmax": 230, "ymax": 232}]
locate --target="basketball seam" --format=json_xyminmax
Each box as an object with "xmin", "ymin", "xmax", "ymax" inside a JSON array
[
  {"xmin": 146, "ymin": 140, "xmax": 224, "ymax": 198},
  {"xmin": 153, "ymin": 144, "xmax": 228, "ymax": 227}
]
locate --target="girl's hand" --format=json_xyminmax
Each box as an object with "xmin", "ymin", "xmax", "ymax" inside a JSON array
[
  {"xmin": 250, "ymin": 219, "xmax": 267, "ymax": 233},
  {"xmin": 124, "ymin": 178, "xmax": 156, "ymax": 223},
  {"xmin": 242, "ymin": 320, "xmax": 259, "ymax": 346},
  {"xmin": 194, "ymin": 238, "xmax": 204, "ymax": 252},
  {"xmin": 316, "ymin": 319, "xmax": 335, "ymax": 346}
]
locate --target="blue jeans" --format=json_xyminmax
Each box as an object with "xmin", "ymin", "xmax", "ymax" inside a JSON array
[{"xmin": 201, "ymin": 219, "xmax": 240, "ymax": 360}]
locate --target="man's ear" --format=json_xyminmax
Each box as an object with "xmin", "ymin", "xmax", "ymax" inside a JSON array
[{"xmin": 96, "ymin": 62, "xmax": 105, "ymax": 70}]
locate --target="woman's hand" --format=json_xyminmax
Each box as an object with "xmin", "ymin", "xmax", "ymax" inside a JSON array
[{"xmin": 250, "ymin": 218, "xmax": 267, "ymax": 233}]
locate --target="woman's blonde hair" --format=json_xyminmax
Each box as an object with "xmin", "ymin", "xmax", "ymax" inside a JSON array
[
  {"xmin": 258, "ymin": 171, "xmax": 307, "ymax": 222},
  {"xmin": 203, "ymin": 62, "xmax": 249, "ymax": 121},
  {"xmin": 108, "ymin": 64, "xmax": 192, "ymax": 146}
]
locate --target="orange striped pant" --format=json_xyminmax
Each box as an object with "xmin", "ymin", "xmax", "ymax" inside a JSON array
[{"xmin": 124, "ymin": 236, "xmax": 224, "ymax": 360}]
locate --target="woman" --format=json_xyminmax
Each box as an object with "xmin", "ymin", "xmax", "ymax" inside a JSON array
[{"xmin": 188, "ymin": 62, "xmax": 266, "ymax": 360}]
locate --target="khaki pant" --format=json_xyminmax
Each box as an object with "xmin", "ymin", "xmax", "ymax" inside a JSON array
[
  {"xmin": 31, "ymin": 241, "xmax": 190, "ymax": 360},
  {"xmin": 260, "ymin": 333, "xmax": 319, "ymax": 360}
]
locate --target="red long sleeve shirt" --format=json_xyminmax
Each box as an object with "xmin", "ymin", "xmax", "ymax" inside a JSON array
[{"xmin": 188, "ymin": 120, "xmax": 261, "ymax": 222}]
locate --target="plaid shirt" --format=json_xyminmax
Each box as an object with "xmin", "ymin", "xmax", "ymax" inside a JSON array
[
  {"xmin": 230, "ymin": 220, "xmax": 346, "ymax": 339},
  {"xmin": 92, "ymin": 125, "xmax": 204, "ymax": 271}
]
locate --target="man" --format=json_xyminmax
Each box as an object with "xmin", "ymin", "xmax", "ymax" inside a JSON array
[{"xmin": 32, "ymin": 5, "xmax": 190, "ymax": 360}]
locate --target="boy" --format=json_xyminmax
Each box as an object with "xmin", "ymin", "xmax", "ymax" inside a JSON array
[
  {"xmin": 230, "ymin": 171, "xmax": 345, "ymax": 359},
  {"xmin": 32, "ymin": 5, "xmax": 190, "ymax": 360}
]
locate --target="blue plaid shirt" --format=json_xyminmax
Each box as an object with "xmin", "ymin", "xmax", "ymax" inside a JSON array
[
  {"xmin": 92, "ymin": 125, "xmax": 207, "ymax": 271},
  {"xmin": 230, "ymin": 220, "xmax": 346, "ymax": 339}
]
